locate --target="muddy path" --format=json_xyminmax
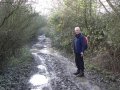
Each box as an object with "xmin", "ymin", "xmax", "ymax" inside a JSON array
[{"xmin": 29, "ymin": 35, "xmax": 101, "ymax": 90}]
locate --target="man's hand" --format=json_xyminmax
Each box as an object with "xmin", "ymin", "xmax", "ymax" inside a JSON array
[{"xmin": 81, "ymin": 52, "xmax": 83, "ymax": 57}]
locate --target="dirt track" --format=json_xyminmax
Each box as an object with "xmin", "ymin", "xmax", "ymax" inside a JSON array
[{"xmin": 29, "ymin": 35, "xmax": 101, "ymax": 90}]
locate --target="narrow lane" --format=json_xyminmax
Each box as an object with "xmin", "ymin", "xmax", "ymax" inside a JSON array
[{"xmin": 29, "ymin": 35, "xmax": 101, "ymax": 90}]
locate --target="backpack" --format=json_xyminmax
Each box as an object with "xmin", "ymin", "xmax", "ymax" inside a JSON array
[{"xmin": 83, "ymin": 36, "xmax": 88, "ymax": 50}]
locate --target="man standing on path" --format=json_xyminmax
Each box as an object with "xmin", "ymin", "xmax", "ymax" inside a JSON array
[{"xmin": 73, "ymin": 27, "xmax": 85, "ymax": 77}]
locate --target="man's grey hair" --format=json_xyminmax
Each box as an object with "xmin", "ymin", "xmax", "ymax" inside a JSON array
[{"xmin": 75, "ymin": 27, "xmax": 80, "ymax": 31}]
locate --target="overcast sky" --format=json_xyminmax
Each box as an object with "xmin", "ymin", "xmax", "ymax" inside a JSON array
[
  {"xmin": 98, "ymin": 0, "xmax": 111, "ymax": 13},
  {"xmin": 31, "ymin": 0, "xmax": 54, "ymax": 15},
  {"xmin": 31, "ymin": 0, "xmax": 111, "ymax": 15}
]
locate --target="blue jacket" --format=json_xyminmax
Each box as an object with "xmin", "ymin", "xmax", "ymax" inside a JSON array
[{"xmin": 73, "ymin": 33, "xmax": 85, "ymax": 54}]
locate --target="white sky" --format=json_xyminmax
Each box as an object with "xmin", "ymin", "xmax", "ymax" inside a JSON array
[
  {"xmin": 31, "ymin": 0, "xmax": 53, "ymax": 15},
  {"xmin": 98, "ymin": 0, "xmax": 111, "ymax": 13},
  {"xmin": 31, "ymin": 0, "xmax": 111, "ymax": 15}
]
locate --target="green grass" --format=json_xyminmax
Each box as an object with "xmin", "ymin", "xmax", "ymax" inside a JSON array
[{"xmin": 8, "ymin": 46, "xmax": 33, "ymax": 67}]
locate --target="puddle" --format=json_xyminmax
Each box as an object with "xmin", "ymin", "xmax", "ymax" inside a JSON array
[
  {"xmin": 37, "ymin": 65, "xmax": 47, "ymax": 74},
  {"xmin": 39, "ymin": 48, "xmax": 50, "ymax": 54},
  {"xmin": 37, "ymin": 65, "xmax": 46, "ymax": 70},
  {"xmin": 39, "ymin": 48, "xmax": 54, "ymax": 55},
  {"xmin": 29, "ymin": 74, "xmax": 49, "ymax": 86},
  {"xmin": 29, "ymin": 38, "xmax": 52, "ymax": 90},
  {"xmin": 30, "ymin": 49, "xmax": 40, "ymax": 53}
]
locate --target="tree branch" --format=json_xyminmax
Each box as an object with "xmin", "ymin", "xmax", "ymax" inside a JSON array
[
  {"xmin": 0, "ymin": 0, "xmax": 24, "ymax": 28},
  {"xmin": 99, "ymin": 0, "xmax": 111, "ymax": 14},
  {"xmin": 106, "ymin": 0, "xmax": 120, "ymax": 16},
  {"xmin": 0, "ymin": 6, "xmax": 19, "ymax": 28}
]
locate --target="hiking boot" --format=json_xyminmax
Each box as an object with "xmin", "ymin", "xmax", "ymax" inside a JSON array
[
  {"xmin": 77, "ymin": 72, "xmax": 84, "ymax": 77},
  {"xmin": 73, "ymin": 70, "xmax": 80, "ymax": 75}
]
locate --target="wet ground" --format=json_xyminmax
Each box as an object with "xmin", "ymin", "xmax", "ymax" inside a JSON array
[{"xmin": 29, "ymin": 35, "xmax": 101, "ymax": 90}]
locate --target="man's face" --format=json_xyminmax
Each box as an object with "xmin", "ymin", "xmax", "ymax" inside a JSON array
[{"xmin": 74, "ymin": 28, "xmax": 81, "ymax": 34}]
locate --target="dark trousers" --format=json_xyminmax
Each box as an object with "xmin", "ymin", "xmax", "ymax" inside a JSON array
[{"xmin": 75, "ymin": 53, "xmax": 84, "ymax": 72}]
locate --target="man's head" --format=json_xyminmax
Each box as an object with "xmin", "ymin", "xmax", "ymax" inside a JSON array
[{"xmin": 74, "ymin": 27, "xmax": 81, "ymax": 34}]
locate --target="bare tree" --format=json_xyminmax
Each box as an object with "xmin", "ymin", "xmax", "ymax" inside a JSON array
[
  {"xmin": 98, "ymin": 0, "xmax": 110, "ymax": 13},
  {"xmin": 106, "ymin": 0, "xmax": 120, "ymax": 16}
]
